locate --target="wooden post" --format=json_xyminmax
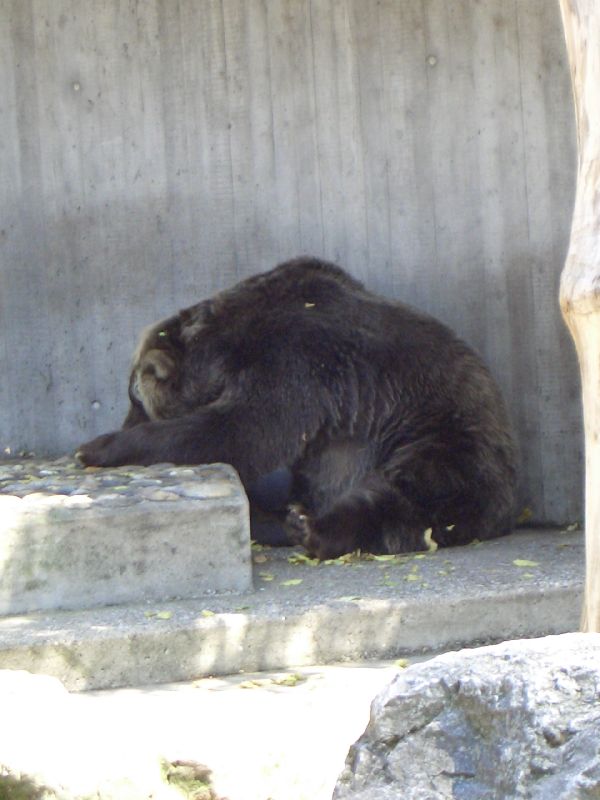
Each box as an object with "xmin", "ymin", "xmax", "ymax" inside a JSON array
[{"xmin": 558, "ymin": 0, "xmax": 600, "ymax": 631}]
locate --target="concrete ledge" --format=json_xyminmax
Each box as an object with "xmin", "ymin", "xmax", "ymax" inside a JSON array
[
  {"xmin": 0, "ymin": 529, "xmax": 584, "ymax": 690},
  {"xmin": 0, "ymin": 460, "xmax": 252, "ymax": 614}
]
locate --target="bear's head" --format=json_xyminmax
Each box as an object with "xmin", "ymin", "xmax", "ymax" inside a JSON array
[{"xmin": 123, "ymin": 314, "xmax": 185, "ymax": 427}]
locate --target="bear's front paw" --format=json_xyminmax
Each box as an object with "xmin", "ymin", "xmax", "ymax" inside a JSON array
[{"xmin": 75, "ymin": 432, "xmax": 121, "ymax": 467}]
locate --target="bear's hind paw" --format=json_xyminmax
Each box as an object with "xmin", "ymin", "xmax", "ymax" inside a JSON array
[{"xmin": 285, "ymin": 504, "xmax": 314, "ymax": 549}]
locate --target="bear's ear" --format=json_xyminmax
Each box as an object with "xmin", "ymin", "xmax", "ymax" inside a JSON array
[
  {"xmin": 204, "ymin": 299, "xmax": 218, "ymax": 321},
  {"xmin": 140, "ymin": 349, "xmax": 177, "ymax": 382},
  {"xmin": 180, "ymin": 299, "xmax": 216, "ymax": 322},
  {"xmin": 180, "ymin": 300, "xmax": 216, "ymax": 342},
  {"xmin": 179, "ymin": 306, "xmax": 193, "ymax": 325}
]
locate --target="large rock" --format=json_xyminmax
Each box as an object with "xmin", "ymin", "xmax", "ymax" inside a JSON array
[{"xmin": 335, "ymin": 633, "xmax": 600, "ymax": 800}]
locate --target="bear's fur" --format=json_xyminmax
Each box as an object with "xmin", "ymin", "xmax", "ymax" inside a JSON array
[{"xmin": 77, "ymin": 257, "xmax": 518, "ymax": 558}]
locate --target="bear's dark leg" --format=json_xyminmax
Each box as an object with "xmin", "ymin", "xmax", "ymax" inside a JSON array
[
  {"xmin": 285, "ymin": 473, "xmax": 430, "ymax": 559},
  {"xmin": 284, "ymin": 468, "xmax": 515, "ymax": 559},
  {"xmin": 248, "ymin": 468, "xmax": 294, "ymax": 546}
]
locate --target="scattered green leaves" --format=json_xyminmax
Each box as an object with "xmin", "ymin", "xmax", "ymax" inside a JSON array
[
  {"xmin": 272, "ymin": 673, "xmax": 306, "ymax": 687},
  {"xmin": 517, "ymin": 507, "xmax": 533, "ymax": 524},
  {"xmin": 424, "ymin": 527, "xmax": 438, "ymax": 553},
  {"xmin": 513, "ymin": 559, "xmax": 539, "ymax": 568},
  {"xmin": 280, "ymin": 578, "xmax": 303, "ymax": 587},
  {"xmin": 394, "ymin": 658, "xmax": 410, "ymax": 669},
  {"xmin": 288, "ymin": 552, "xmax": 320, "ymax": 566},
  {"xmin": 145, "ymin": 609, "xmax": 173, "ymax": 620},
  {"xmin": 161, "ymin": 758, "xmax": 215, "ymax": 798},
  {"xmin": 239, "ymin": 673, "xmax": 306, "ymax": 689},
  {"xmin": 323, "ymin": 549, "xmax": 363, "ymax": 565},
  {"xmin": 258, "ymin": 571, "xmax": 274, "ymax": 581},
  {"xmin": 376, "ymin": 554, "xmax": 410, "ymax": 566}
]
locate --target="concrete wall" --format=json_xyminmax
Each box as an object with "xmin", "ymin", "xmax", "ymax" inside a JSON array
[{"xmin": 0, "ymin": 0, "xmax": 580, "ymax": 523}]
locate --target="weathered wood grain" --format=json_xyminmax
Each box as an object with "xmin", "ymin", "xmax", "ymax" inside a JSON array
[{"xmin": 558, "ymin": 0, "xmax": 600, "ymax": 630}]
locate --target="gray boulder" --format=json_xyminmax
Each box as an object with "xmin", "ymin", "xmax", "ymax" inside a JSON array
[{"xmin": 335, "ymin": 633, "xmax": 600, "ymax": 800}]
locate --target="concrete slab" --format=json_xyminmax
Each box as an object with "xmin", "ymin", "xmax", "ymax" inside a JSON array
[
  {"xmin": 0, "ymin": 660, "xmax": 413, "ymax": 800},
  {"xmin": 0, "ymin": 528, "xmax": 583, "ymax": 690},
  {"xmin": 0, "ymin": 460, "xmax": 252, "ymax": 614}
]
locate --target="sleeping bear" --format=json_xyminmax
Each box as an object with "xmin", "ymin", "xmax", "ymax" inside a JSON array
[{"xmin": 77, "ymin": 257, "xmax": 518, "ymax": 559}]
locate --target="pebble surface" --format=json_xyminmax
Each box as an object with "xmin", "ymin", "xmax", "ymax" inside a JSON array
[{"xmin": 0, "ymin": 457, "xmax": 237, "ymax": 508}]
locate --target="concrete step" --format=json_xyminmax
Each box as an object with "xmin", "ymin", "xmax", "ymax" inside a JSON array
[
  {"xmin": 0, "ymin": 460, "xmax": 252, "ymax": 614},
  {"xmin": 0, "ymin": 659, "xmax": 419, "ymax": 800},
  {"xmin": 0, "ymin": 529, "xmax": 584, "ymax": 690}
]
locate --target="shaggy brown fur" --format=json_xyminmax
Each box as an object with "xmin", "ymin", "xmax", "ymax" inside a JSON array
[{"xmin": 77, "ymin": 257, "xmax": 518, "ymax": 558}]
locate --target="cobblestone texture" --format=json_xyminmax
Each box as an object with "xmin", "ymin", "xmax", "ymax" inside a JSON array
[
  {"xmin": 0, "ymin": 458, "xmax": 252, "ymax": 615},
  {"xmin": 0, "ymin": 457, "xmax": 238, "ymax": 505}
]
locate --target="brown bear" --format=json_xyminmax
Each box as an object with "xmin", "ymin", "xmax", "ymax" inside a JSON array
[{"xmin": 77, "ymin": 257, "xmax": 518, "ymax": 559}]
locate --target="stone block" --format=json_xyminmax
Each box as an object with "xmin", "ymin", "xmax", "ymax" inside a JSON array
[
  {"xmin": 0, "ymin": 459, "xmax": 252, "ymax": 615},
  {"xmin": 335, "ymin": 633, "xmax": 600, "ymax": 800}
]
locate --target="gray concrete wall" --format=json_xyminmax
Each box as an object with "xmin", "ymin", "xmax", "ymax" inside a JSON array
[{"xmin": 0, "ymin": 0, "xmax": 580, "ymax": 523}]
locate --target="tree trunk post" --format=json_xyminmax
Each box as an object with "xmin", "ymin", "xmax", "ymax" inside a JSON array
[{"xmin": 558, "ymin": 0, "xmax": 600, "ymax": 631}]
